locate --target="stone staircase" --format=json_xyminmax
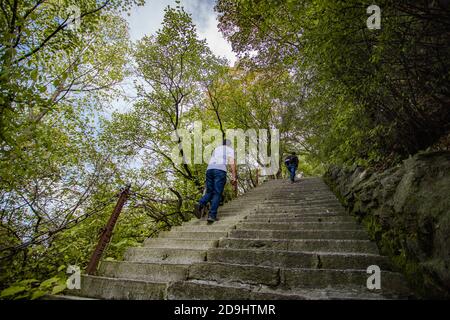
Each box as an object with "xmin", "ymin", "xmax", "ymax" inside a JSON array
[{"xmin": 69, "ymin": 178, "xmax": 412, "ymax": 300}]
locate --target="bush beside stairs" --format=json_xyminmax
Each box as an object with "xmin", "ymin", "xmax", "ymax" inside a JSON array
[{"xmin": 63, "ymin": 178, "xmax": 412, "ymax": 300}]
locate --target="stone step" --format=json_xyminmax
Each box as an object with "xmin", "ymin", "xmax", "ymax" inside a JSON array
[
  {"xmin": 187, "ymin": 262, "xmax": 409, "ymax": 294},
  {"xmin": 158, "ymin": 231, "xmax": 229, "ymax": 240},
  {"xmin": 265, "ymin": 194, "xmax": 337, "ymax": 199},
  {"xmin": 281, "ymin": 268, "xmax": 410, "ymax": 295},
  {"xmin": 167, "ymin": 280, "xmax": 402, "ymax": 300},
  {"xmin": 124, "ymin": 247, "xmax": 207, "ymax": 263},
  {"xmin": 255, "ymin": 208, "xmax": 346, "ymax": 214},
  {"xmin": 206, "ymin": 248, "xmax": 391, "ymax": 270},
  {"xmin": 98, "ymin": 261, "xmax": 189, "ymax": 282},
  {"xmin": 230, "ymin": 229, "xmax": 369, "ymax": 240},
  {"xmin": 70, "ymin": 177, "xmax": 413, "ymax": 300},
  {"xmin": 218, "ymin": 238, "xmax": 379, "ymax": 254},
  {"xmin": 245, "ymin": 212, "xmax": 349, "ymax": 218},
  {"xmin": 262, "ymin": 200, "xmax": 341, "ymax": 205},
  {"xmin": 237, "ymin": 222, "xmax": 361, "ymax": 230},
  {"xmin": 167, "ymin": 280, "xmax": 277, "ymax": 300},
  {"xmin": 268, "ymin": 192, "xmax": 333, "ymax": 196},
  {"xmin": 143, "ymin": 238, "xmax": 218, "ymax": 249},
  {"xmin": 43, "ymin": 294, "xmax": 97, "ymax": 300},
  {"xmin": 189, "ymin": 262, "xmax": 279, "ymax": 286},
  {"xmin": 74, "ymin": 275, "xmax": 167, "ymax": 300},
  {"xmin": 172, "ymin": 224, "xmax": 237, "ymax": 232},
  {"xmin": 207, "ymin": 248, "xmax": 391, "ymax": 270},
  {"xmin": 244, "ymin": 216, "xmax": 356, "ymax": 223},
  {"xmin": 258, "ymin": 205, "xmax": 345, "ymax": 211},
  {"xmin": 185, "ymin": 217, "xmax": 242, "ymax": 226},
  {"xmin": 261, "ymin": 190, "xmax": 334, "ymax": 195}
]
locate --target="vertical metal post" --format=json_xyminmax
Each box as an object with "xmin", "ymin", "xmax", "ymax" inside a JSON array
[
  {"xmin": 86, "ymin": 185, "xmax": 131, "ymax": 275},
  {"xmin": 233, "ymin": 177, "xmax": 238, "ymax": 198}
]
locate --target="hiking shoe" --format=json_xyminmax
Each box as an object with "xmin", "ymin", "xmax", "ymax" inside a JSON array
[
  {"xmin": 207, "ymin": 216, "xmax": 219, "ymax": 223},
  {"xmin": 193, "ymin": 203, "xmax": 204, "ymax": 219}
]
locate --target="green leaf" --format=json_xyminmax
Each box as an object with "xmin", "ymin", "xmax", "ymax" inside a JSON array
[
  {"xmin": 31, "ymin": 290, "xmax": 47, "ymax": 300},
  {"xmin": 0, "ymin": 286, "xmax": 26, "ymax": 298},
  {"xmin": 18, "ymin": 279, "xmax": 39, "ymax": 285},
  {"xmin": 51, "ymin": 284, "xmax": 67, "ymax": 295},
  {"xmin": 40, "ymin": 277, "xmax": 59, "ymax": 288},
  {"xmin": 31, "ymin": 69, "xmax": 38, "ymax": 81}
]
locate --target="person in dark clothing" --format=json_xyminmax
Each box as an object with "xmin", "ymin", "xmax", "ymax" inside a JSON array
[{"xmin": 284, "ymin": 152, "xmax": 299, "ymax": 183}]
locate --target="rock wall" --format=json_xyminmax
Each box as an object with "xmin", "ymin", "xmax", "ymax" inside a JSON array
[{"xmin": 324, "ymin": 151, "xmax": 450, "ymax": 299}]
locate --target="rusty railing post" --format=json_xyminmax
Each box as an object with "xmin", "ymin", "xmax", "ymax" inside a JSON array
[{"xmin": 86, "ymin": 184, "xmax": 131, "ymax": 275}]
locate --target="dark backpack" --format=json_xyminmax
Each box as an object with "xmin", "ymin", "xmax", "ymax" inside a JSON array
[
  {"xmin": 284, "ymin": 156, "xmax": 293, "ymax": 167},
  {"xmin": 285, "ymin": 155, "xmax": 298, "ymax": 167}
]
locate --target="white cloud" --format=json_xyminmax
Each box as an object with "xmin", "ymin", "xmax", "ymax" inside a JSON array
[
  {"xmin": 123, "ymin": 0, "xmax": 237, "ymax": 65},
  {"xmin": 196, "ymin": 11, "xmax": 237, "ymax": 66},
  {"xmin": 109, "ymin": 1, "xmax": 237, "ymax": 115}
]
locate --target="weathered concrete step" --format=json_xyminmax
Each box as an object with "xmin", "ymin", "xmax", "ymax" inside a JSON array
[
  {"xmin": 185, "ymin": 217, "xmax": 242, "ymax": 226},
  {"xmin": 259, "ymin": 199, "xmax": 339, "ymax": 204},
  {"xmin": 172, "ymin": 224, "xmax": 237, "ymax": 232},
  {"xmin": 158, "ymin": 231, "xmax": 229, "ymax": 240},
  {"xmin": 262, "ymin": 200, "xmax": 341, "ymax": 205},
  {"xmin": 206, "ymin": 248, "xmax": 391, "ymax": 270},
  {"xmin": 189, "ymin": 262, "xmax": 280, "ymax": 286},
  {"xmin": 265, "ymin": 194, "xmax": 337, "ymax": 199},
  {"xmin": 124, "ymin": 247, "xmax": 207, "ymax": 263},
  {"xmin": 267, "ymin": 187, "xmax": 334, "ymax": 195},
  {"xmin": 167, "ymin": 280, "xmax": 274, "ymax": 300},
  {"xmin": 237, "ymin": 222, "xmax": 361, "ymax": 230},
  {"xmin": 75, "ymin": 275, "xmax": 167, "ymax": 300},
  {"xmin": 224, "ymin": 203, "xmax": 256, "ymax": 209},
  {"xmin": 216, "ymin": 209, "xmax": 261, "ymax": 215},
  {"xmin": 244, "ymin": 215, "xmax": 355, "ymax": 222},
  {"xmin": 244, "ymin": 196, "xmax": 337, "ymax": 201},
  {"xmin": 144, "ymin": 238, "xmax": 218, "ymax": 249},
  {"xmin": 187, "ymin": 262, "xmax": 408, "ymax": 294},
  {"xmin": 167, "ymin": 280, "xmax": 400, "ymax": 300},
  {"xmin": 265, "ymin": 200, "xmax": 338, "ymax": 204},
  {"xmin": 230, "ymin": 229, "xmax": 369, "ymax": 240},
  {"xmin": 281, "ymin": 268, "xmax": 410, "ymax": 295},
  {"xmin": 260, "ymin": 205, "xmax": 343, "ymax": 211},
  {"xmin": 43, "ymin": 294, "xmax": 98, "ymax": 300},
  {"xmin": 258, "ymin": 205, "xmax": 344, "ymax": 211},
  {"xmin": 269, "ymin": 189, "xmax": 332, "ymax": 192},
  {"xmin": 218, "ymin": 238, "xmax": 379, "ymax": 254},
  {"xmin": 98, "ymin": 261, "xmax": 189, "ymax": 282},
  {"xmin": 246, "ymin": 212, "xmax": 349, "ymax": 218},
  {"xmin": 255, "ymin": 208, "xmax": 346, "ymax": 214},
  {"xmin": 267, "ymin": 190, "xmax": 331, "ymax": 194}
]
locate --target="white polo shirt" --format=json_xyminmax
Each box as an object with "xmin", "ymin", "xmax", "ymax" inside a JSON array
[{"xmin": 207, "ymin": 145, "xmax": 235, "ymax": 172}]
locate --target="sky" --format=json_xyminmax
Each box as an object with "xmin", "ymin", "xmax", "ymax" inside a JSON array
[
  {"xmin": 108, "ymin": 0, "xmax": 237, "ymax": 114},
  {"xmin": 124, "ymin": 0, "xmax": 237, "ymax": 65}
]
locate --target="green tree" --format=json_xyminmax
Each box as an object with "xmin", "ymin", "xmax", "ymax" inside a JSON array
[
  {"xmin": 0, "ymin": 0, "xmax": 144, "ymax": 298},
  {"xmin": 216, "ymin": 0, "xmax": 450, "ymax": 166}
]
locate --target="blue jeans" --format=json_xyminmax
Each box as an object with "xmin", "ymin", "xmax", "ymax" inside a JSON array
[
  {"xmin": 199, "ymin": 169, "xmax": 227, "ymax": 219},
  {"xmin": 288, "ymin": 165, "xmax": 297, "ymax": 182}
]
